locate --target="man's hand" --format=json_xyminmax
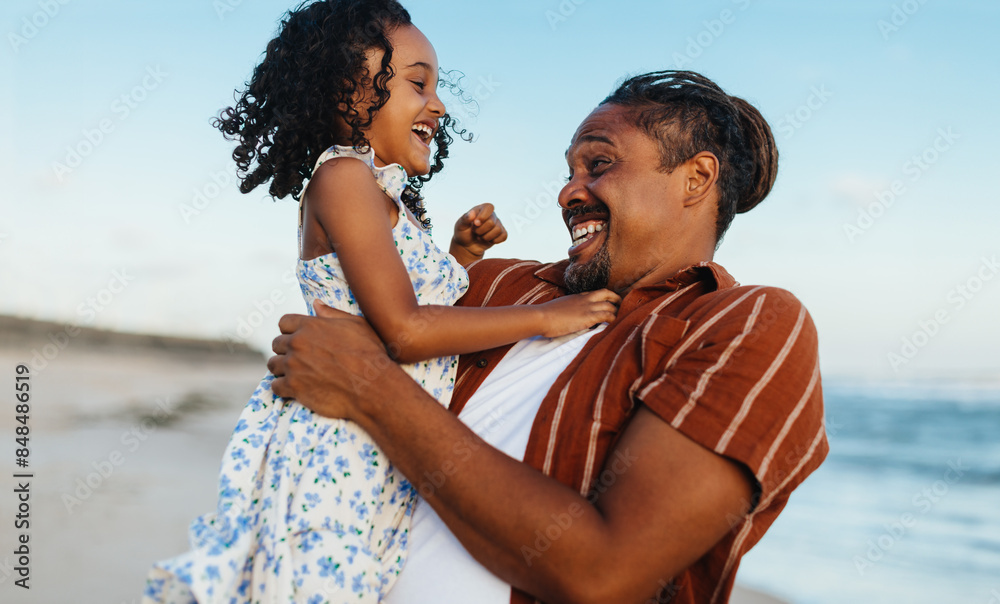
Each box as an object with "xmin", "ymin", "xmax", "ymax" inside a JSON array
[
  {"xmin": 450, "ymin": 203, "xmax": 508, "ymax": 267},
  {"xmin": 267, "ymin": 301, "xmax": 404, "ymax": 422}
]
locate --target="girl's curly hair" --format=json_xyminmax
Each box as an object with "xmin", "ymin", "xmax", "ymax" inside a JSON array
[{"xmin": 213, "ymin": 0, "xmax": 468, "ymax": 229}]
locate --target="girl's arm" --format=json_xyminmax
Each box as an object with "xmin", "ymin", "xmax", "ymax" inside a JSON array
[{"xmin": 303, "ymin": 158, "xmax": 618, "ymax": 364}]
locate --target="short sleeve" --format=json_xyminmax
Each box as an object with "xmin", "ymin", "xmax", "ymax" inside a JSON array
[
  {"xmin": 455, "ymin": 258, "xmax": 542, "ymax": 309},
  {"xmin": 634, "ymin": 287, "xmax": 828, "ymax": 508}
]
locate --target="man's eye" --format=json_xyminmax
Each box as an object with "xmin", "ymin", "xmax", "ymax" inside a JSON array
[{"xmin": 590, "ymin": 158, "xmax": 610, "ymax": 172}]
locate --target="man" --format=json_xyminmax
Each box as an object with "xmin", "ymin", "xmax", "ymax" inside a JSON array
[{"xmin": 267, "ymin": 71, "xmax": 828, "ymax": 603}]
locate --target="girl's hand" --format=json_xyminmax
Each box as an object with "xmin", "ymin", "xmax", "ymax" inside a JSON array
[
  {"xmin": 450, "ymin": 203, "xmax": 508, "ymax": 267},
  {"xmin": 538, "ymin": 289, "xmax": 621, "ymax": 337}
]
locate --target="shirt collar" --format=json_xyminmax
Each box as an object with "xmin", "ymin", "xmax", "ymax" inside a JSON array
[{"xmin": 533, "ymin": 260, "xmax": 738, "ymax": 293}]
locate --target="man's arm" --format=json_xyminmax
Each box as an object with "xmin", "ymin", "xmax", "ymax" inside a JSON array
[{"xmin": 268, "ymin": 307, "xmax": 753, "ymax": 604}]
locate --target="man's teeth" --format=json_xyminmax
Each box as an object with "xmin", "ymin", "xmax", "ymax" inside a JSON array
[{"xmin": 571, "ymin": 222, "xmax": 604, "ymax": 245}]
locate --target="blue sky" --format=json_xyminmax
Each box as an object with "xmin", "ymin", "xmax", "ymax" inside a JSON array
[{"xmin": 2, "ymin": 0, "xmax": 998, "ymax": 381}]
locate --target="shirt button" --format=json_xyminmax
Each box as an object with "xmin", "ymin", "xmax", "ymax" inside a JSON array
[{"xmin": 476, "ymin": 358, "xmax": 489, "ymax": 368}]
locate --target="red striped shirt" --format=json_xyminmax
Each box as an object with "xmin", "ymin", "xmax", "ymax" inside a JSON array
[{"xmin": 451, "ymin": 258, "xmax": 828, "ymax": 604}]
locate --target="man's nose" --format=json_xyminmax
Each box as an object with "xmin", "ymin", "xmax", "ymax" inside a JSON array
[{"xmin": 558, "ymin": 176, "xmax": 592, "ymax": 210}]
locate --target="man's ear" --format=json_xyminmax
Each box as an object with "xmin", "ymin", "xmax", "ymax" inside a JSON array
[{"xmin": 682, "ymin": 152, "xmax": 720, "ymax": 207}]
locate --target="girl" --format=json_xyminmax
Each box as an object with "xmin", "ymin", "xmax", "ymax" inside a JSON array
[{"xmin": 143, "ymin": 1, "xmax": 619, "ymax": 603}]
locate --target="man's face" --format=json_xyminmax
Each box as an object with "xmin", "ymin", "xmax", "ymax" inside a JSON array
[{"xmin": 560, "ymin": 104, "xmax": 693, "ymax": 294}]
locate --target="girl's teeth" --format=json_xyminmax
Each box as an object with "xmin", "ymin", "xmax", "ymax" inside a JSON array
[{"xmin": 412, "ymin": 124, "xmax": 433, "ymax": 140}]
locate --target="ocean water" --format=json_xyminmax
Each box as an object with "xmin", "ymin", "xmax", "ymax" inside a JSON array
[{"xmin": 736, "ymin": 382, "xmax": 1000, "ymax": 604}]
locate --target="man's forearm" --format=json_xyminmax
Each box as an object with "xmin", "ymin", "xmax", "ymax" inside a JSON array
[{"xmin": 352, "ymin": 368, "xmax": 614, "ymax": 603}]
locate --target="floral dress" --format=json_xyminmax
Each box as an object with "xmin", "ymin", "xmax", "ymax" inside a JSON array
[{"xmin": 144, "ymin": 146, "xmax": 469, "ymax": 604}]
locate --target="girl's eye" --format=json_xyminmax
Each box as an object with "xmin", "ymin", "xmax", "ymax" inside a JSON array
[{"xmin": 412, "ymin": 80, "xmax": 426, "ymax": 90}]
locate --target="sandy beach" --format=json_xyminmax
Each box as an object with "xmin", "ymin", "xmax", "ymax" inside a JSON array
[{"xmin": 0, "ymin": 316, "xmax": 786, "ymax": 603}]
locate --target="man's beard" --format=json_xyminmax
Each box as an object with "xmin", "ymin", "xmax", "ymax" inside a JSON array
[{"xmin": 564, "ymin": 242, "xmax": 611, "ymax": 294}]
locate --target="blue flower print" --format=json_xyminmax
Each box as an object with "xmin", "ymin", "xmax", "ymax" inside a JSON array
[
  {"xmin": 312, "ymin": 444, "xmax": 330, "ymax": 465},
  {"xmin": 229, "ymin": 446, "xmax": 250, "ymax": 472},
  {"xmin": 315, "ymin": 466, "xmax": 333, "ymax": 484},
  {"xmin": 302, "ymin": 492, "xmax": 322, "ymax": 512},
  {"xmin": 143, "ymin": 144, "xmax": 470, "ymax": 603},
  {"xmin": 317, "ymin": 556, "xmax": 345, "ymax": 589}
]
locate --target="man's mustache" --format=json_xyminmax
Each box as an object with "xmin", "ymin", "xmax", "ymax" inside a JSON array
[{"xmin": 563, "ymin": 203, "xmax": 609, "ymax": 222}]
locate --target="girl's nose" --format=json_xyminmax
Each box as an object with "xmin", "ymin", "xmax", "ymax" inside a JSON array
[{"xmin": 427, "ymin": 90, "xmax": 446, "ymax": 116}]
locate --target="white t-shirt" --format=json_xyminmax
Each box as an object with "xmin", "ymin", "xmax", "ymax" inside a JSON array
[{"xmin": 383, "ymin": 325, "xmax": 606, "ymax": 604}]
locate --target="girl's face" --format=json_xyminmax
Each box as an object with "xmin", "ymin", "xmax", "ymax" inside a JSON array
[{"xmin": 363, "ymin": 25, "xmax": 445, "ymax": 177}]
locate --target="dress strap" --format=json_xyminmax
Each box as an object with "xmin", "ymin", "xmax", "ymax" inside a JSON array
[{"xmin": 298, "ymin": 145, "xmax": 414, "ymax": 252}]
